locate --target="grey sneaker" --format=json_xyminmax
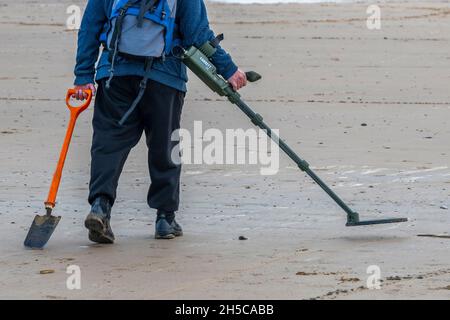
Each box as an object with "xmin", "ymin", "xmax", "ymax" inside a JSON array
[{"xmin": 84, "ymin": 196, "xmax": 115, "ymax": 244}]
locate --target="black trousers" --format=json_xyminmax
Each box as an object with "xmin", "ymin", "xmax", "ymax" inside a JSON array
[{"xmin": 89, "ymin": 76, "xmax": 185, "ymax": 212}]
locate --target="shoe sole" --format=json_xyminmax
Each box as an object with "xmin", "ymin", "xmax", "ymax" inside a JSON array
[
  {"xmin": 155, "ymin": 233, "xmax": 176, "ymax": 240},
  {"xmin": 154, "ymin": 230, "xmax": 182, "ymax": 239},
  {"xmin": 85, "ymin": 214, "xmax": 114, "ymax": 244}
]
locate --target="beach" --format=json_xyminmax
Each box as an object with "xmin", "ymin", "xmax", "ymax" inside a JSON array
[{"xmin": 0, "ymin": 0, "xmax": 449, "ymax": 299}]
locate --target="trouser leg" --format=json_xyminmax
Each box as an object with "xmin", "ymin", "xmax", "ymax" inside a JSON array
[
  {"xmin": 88, "ymin": 77, "xmax": 144, "ymax": 205},
  {"xmin": 139, "ymin": 80, "xmax": 185, "ymax": 212}
]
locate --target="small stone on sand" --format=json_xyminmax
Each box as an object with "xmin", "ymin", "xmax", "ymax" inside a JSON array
[{"xmin": 39, "ymin": 269, "xmax": 55, "ymax": 275}]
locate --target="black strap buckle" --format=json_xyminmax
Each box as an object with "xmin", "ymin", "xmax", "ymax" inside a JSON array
[
  {"xmin": 119, "ymin": 7, "xmax": 127, "ymax": 16},
  {"xmin": 210, "ymin": 33, "xmax": 224, "ymax": 48}
]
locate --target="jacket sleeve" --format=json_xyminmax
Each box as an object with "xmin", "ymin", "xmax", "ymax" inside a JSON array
[
  {"xmin": 178, "ymin": 0, "xmax": 238, "ymax": 80},
  {"xmin": 74, "ymin": 0, "xmax": 109, "ymax": 85}
]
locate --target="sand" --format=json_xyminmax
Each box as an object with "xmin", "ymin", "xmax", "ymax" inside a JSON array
[{"xmin": 0, "ymin": 0, "xmax": 449, "ymax": 299}]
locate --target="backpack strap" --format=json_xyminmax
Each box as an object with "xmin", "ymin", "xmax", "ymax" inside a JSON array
[
  {"xmin": 118, "ymin": 57, "xmax": 154, "ymax": 125},
  {"xmin": 106, "ymin": 0, "xmax": 135, "ymax": 89},
  {"xmin": 137, "ymin": 0, "xmax": 160, "ymax": 28}
]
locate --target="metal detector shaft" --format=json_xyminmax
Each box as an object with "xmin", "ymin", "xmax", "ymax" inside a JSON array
[
  {"xmin": 225, "ymin": 87, "xmax": 359, "ymax": 223},
  {"xmin": 180, "ymin": 41, "xmax": 407, "ymax": 226}
]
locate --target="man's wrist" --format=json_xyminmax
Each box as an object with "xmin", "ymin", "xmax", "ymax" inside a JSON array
[
  {"xmin": 221, "ymin": 63, "xmax": 238, "ymax": 81},
  {"xmin": 74, "ymin": 74, "xmax": 95, "ymax": 86}
]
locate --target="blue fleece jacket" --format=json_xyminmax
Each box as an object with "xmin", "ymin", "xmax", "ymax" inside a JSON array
[{"xmin": 74, "ymin": 0, "xmax": 238, "ymax": 92}]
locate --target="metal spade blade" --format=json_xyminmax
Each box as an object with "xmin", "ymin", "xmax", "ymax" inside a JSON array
[{"xmin": 24, "ymin": 208, "xmax": 61, "ymax": 249}]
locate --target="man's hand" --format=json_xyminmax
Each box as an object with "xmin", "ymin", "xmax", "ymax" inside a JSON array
[
  {"xmin": 227, "ymin": 69, "xmax": 247, "ymax": 91},
  {"xmin": 73, "ymin": 83, "xmax": 96, "ymax": 100}
]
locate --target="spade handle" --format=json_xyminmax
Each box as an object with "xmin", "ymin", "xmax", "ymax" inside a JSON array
[{"xmin": 44, "ymin": 89, "xmax": 92, "ymax": 209}]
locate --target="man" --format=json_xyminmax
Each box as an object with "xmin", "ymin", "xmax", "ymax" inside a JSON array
[{"xmin": 74, "ymin": 0, "xmax": 247, "ymax": 244}]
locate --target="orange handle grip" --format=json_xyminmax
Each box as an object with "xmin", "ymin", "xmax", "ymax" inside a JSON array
[
  {"xmin": 66, "ymin": 89, "xmax": 92, "ymax": 115},
  {"xmin": 45, "ymin": 89, "xmax": 93, "ymax": 209}
]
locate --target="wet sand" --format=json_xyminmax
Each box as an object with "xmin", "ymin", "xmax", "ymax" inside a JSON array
[{"xmin": 0, "ymin": 0, "xmax": 449, "ymax": 299}]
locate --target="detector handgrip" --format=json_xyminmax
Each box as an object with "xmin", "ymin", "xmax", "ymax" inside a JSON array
[{"xmin": 245, "ymin": 71, "xmax": 262, "ymax": 83}]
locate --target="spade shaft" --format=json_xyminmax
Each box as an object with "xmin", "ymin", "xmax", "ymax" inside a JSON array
[{"xmin": 45, "ymin": 89, "xmax": 93, "ymax": 209}]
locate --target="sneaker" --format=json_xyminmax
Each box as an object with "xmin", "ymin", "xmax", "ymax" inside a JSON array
[
  {"xmin": 155, "ymin": 211, "xmax": 181, "ymax": 239},
  {"xmin": 171, "ymin": 218, "xmax": 183, "ymax": 237},
  {"xmin": 84, "ymin": 196, "xmax": 115, "ymax": 244}
]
